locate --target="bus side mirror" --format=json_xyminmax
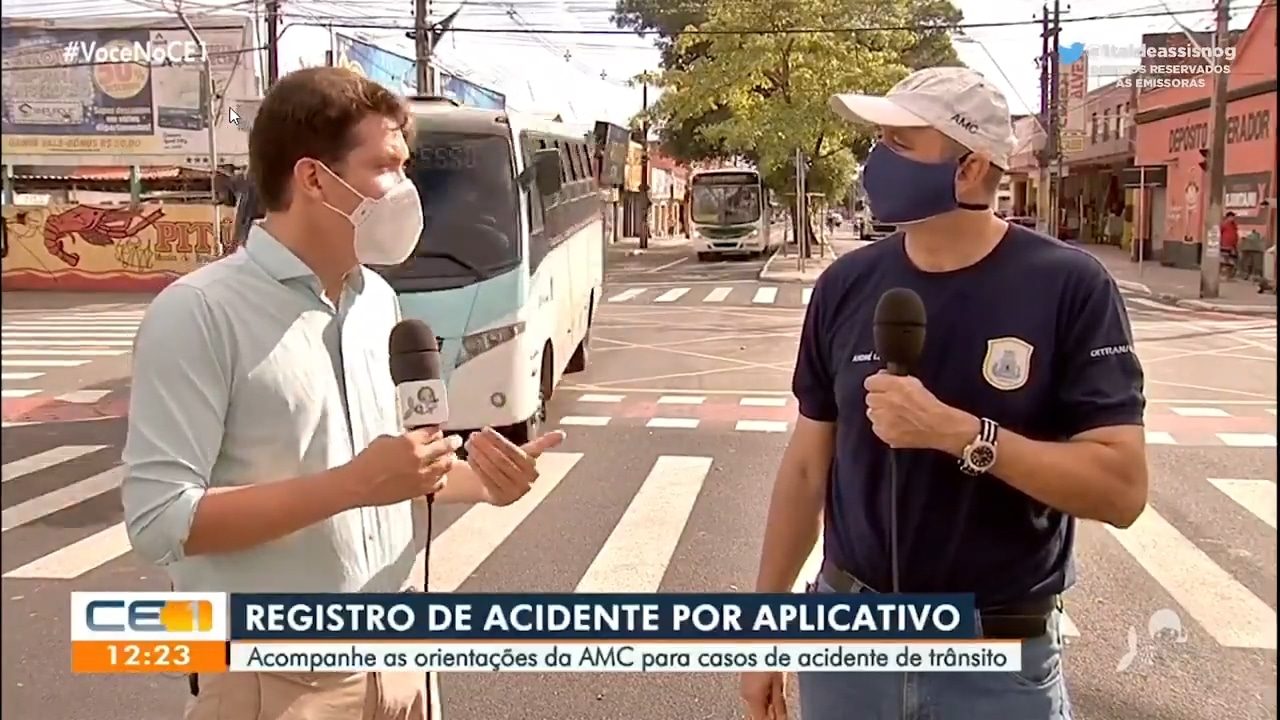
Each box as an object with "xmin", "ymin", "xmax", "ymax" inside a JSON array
[{"xmin": 533, "ymin": 148, "xmax": 563, "ymax": 196}]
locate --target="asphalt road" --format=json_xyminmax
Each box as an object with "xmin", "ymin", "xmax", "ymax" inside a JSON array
[{"xmin": 1, "ymin": 238, "xmax": 1275, "ymax": 720}]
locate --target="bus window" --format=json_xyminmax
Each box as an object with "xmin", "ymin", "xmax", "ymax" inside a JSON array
[{"xmin": 401, "ymin": 132, "xmax": 522, "ymax": 283}]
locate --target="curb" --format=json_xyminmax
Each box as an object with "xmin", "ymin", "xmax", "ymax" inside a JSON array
[
  {"xmin": 757, "ymin": 244, "xmax": 845, "ymax": 284},
  {"xmin": 1115, "ymin": 278, "xmax": 1277, "ymax": 317}
]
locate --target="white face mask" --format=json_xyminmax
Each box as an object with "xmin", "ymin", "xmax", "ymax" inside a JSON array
[{"xmin": 319, "ymin": 165, "xmax": 424, "ymax": 266}]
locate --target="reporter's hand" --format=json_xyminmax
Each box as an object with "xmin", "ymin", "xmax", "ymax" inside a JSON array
[
  {"xmin": 352, "ymin": 429, "xmax": 462, "ymax": 506},
  {"xmin": 465, "ymin": 427, "xmax": 567, "ymax": 506},
  {"xmin": 740, "ymin": 671, "xmax": 788, "ymax": 720}
]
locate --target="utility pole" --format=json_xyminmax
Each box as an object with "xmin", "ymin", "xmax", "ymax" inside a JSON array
[
  {"xmin": 1199, "ymin": 0, "xmax": 1230, "ymax": 299},
  {"xmin": 639, "ymin": 80, "xmax": 651, "ymax": 249},
  {"xmin": 1036, "ymin": 5, "xmax": 1052, "ymax": 235},
  {"xmin": 266, "ymin": 0, "xmax": 280, "ymax": 86},
  {"xmin": 415, "ymin": 0, "xmax": 434, "ymax": 94},
  {"xmin": 1048, "ymin": 0, "xmax": 1062, "ymax": 237}
]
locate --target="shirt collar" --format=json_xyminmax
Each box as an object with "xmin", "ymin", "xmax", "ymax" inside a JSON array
[{"xmin": 244, "ymin": 222, "xmax": 366, "ymax": 294}]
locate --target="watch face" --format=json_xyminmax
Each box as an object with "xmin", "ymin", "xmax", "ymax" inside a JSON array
[{"xmin": 970, "ymin": 445, "xmax": 996, "ymax": 468}]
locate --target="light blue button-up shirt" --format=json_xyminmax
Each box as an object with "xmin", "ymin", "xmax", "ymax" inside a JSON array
[{"xmin": 121, "ymin": 224, "xmax": 423, "ymax": 593}]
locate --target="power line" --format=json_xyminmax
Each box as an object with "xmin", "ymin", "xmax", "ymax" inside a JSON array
[{"xmin": 259, "ymin": 2, "xmax": 1274, "ymax": 34}]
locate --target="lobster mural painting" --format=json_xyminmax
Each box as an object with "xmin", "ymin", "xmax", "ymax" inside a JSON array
[{"xmin": 40, "ymin": 205, "xmax": 166, "ymax": 267}]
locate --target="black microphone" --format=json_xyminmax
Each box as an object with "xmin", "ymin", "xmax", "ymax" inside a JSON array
[
  {"xmin": 871, "ymin": 288, "xmax": 926, "ymax": 596},
  {"xmin": 389, "ymin": 319, "xmax": 450, "ymax": 431},
  {"xmin": 873, "ymin": 287, "xmax": 927, "ymax": 376},
  {"xmin": 388, "ymin": 319, "xmax": 448, "ymax": 715}
]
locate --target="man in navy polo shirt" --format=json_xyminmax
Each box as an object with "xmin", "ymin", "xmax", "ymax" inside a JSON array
[{"xmin": 740, "ymin": 67, "xmax": 1149, "ymax": 719}]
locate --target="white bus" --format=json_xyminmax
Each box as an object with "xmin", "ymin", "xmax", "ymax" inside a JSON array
[
  {"xmin": 688, "ymin": 168, "xmax": 783, "ymax": 261},
  {"xmin": 382, "ymin": 99, "xmax": 606, "ymax": 444}
]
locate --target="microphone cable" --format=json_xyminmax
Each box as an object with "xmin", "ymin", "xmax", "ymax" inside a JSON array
[
  {"xmin": 888, "ymin": 450, "xmax": 901, "ymax": 594},
  {"xmin": 424, "ymin": 490, "xmax": 435, "ymax": 719}
]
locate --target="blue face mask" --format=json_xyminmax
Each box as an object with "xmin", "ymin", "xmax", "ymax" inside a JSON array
[{"xmin": 860, "ymin": 143, "xmax": 989, "ymax": 225}]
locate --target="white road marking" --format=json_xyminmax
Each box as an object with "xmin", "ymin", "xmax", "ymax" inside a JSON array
[
  {"xmin": 1060, "ymin": 613, "xmax": 1081, "ymax": 638},
  {"xmin": 39, "ymin": 314, "xmax": 145, "ymax": 322},
  {"xmin": 57, "ymin": 390, "xmax": 111, "ymax": 404},
  {"xmin": 1145, "ymin": 431, "xmax": 1177, "ymax": 445},
  {"xmin": 1, "ymin": 349, "xmax": 129, "ymax": 357},
  {"xmin": 2, "ymin": 359, "xmax": 91, "ymax": 367},
  {"xmin": 558, "ymin": 415, "xmax": 611, "ymax": 427},
  {"xmin": 2, "ymin": 445, "xmax": 109, "ymax": 484},
  {"xmin": 4, "ymin": 523, "xmax": 131, "ymax": 579},
  {"xmin": 1208, "ymin": 479, "xmax": 1276, "ymax": 529},
  {"xmin": 1, "ymin": 467, "xmax": 123, "ymax": 532},
  {"xmin": 3, "ymin": 340, "xmax": 133, "ymax": 347},
  {"xmin": 424, "ymin": 452, "xmax": 582, "ymax": 592},
  {"xmin": 577, "ymin": 393, "xmax": 625, "ymax": 403},
  {"xmin": 607, "ymin": 288, "xmax": 645, "ymax": 303},
  {"xmin": 657, "ymin": 395, "xmax": 705, "ymax": 405},
  {"xmin": 793, "ymin": 541, "xmax": 824, "ymax": 593},
  {"xmin": 1171, "ymin": 406, "xmax": 1231, "ymax": 417},
  {"xmin": 1, "ymin": 389, "xmax": 39, "ymax": 399},
  {"xmin": 801, "ymin": 288, "xmax": 813, "ymax": 305},
  {"xmin": 4, "ymin": 323, "xmax": 139, "ymax": 331},
  {"xmin": 1, "ymin": 372, "xmax": 43, "ymax": 381},
  {"xmin": 646, "ymin": 417, "xmax": 700, "ymax": 429},
  {"xmin": 1267, "ymin": 409, "xmax": 1277, "ymax": 416},
  {"xmin": 1105, "ymin": 506, "xmax": 1277, "ymax": 649},
  {"xmin": 1217, "ymin": 433, "xmax": 1277, "ymax": 448},
  {"xmin": 735, "ymin": 420, "xmax": 790, "ymax": 433},
  {"xmin": 740, "ymin": 397, "xmax": 788, "ymax": 407},
  {"xmin": 703, "ymin": 287, "xmax": 732, "ymax": 303},
  {"xmin": 576, "ymin": 455, "xmax": 711, "ymax": 593},
  {"xmin": 654, "ymin": 288, "xmax": 690, "ymax": 303},
  {"xmin": 752, "ymin": 287, "xmax": 778, "ymax": 304},
  {"xmin": 3, "ymin": 332, "xmax": 136, "ymax": 340}
]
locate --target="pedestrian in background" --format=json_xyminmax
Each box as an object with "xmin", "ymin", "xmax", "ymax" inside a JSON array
[
  {"xmin": 741, "ymin": 67, "xmax": 1148, "ymax": 720},
  {"xmin": 121, "ymin": 67, "xmax": 564, "ymax": 720}
]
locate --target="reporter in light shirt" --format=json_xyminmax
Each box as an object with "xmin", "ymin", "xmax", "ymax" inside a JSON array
[
  {"xmin": 121, "ymin": 67, "xmax": 564, "ymax": 720},
  {"xmin": 741, "ymin": 67, "xmax": 1148, "ymax": 720}
]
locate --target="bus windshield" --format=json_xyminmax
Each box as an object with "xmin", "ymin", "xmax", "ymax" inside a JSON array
[
  {"xmin": 404, "ymin": 132, "xmax": 521, "ymax": 279},
  {"xmin": 691, "ymin": 178, "xmax": 761, "ymax": 225}
]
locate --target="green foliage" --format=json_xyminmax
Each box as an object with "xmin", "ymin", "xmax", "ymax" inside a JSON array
[
  {"xmin": 616, "ymin": 0, "xmax": 965, "ymax": 199},
  {"xmin": 649, "ymin": 0, "xmax": 900, "ymax": 199}
]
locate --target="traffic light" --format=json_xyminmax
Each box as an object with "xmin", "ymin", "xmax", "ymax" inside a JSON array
[{"xmin": 1198, "ymin": 148, "xmax": 1209, "ymax": 172}]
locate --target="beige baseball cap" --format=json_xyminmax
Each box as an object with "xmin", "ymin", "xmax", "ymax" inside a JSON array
[{"xmin": 830, "ymin": 67, "xmax": 1018, "ymax": 169}]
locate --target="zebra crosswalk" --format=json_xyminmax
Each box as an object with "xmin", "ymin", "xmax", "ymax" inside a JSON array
[
  {"xmin": 1, "ymin": 308, "xmax": 142, "ymax": 424},
  {"xmin": 606, "ymin": 284, "xmax": 812, "ymax": 307},
  {"xmin": 0, "ymin": 437, "xmax": 1275, "ymax": 651}
]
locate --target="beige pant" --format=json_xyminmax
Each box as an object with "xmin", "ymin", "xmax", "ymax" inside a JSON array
[{"xmin": 185, "ymin": 671, "xmax": 442, "ymax": 720}]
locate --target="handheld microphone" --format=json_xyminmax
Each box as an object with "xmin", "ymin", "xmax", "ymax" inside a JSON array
[
  {"xmin": 872, "ymin": 288, "xmax": 927, "ymax": 594},
  {"xmin": 388, "ymin": 319, "xmax": 449, "ymax": 719},
  {"xmin": 389, "ymin": 319, "xmax": 451, "ymax": 431}
]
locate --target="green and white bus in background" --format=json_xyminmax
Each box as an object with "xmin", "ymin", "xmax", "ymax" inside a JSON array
[
  {"xmin": 688, "ymin": 168, "xmax": 783, "ymax": 261},
  {"xmin": 232, "ymin": 98, "xmax": 606, "ymax": 444}
]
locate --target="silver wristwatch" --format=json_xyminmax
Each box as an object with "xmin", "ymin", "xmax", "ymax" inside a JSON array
[{"xmin": 959, "ymin": 417, "xmax": 999, "ymax": 476}]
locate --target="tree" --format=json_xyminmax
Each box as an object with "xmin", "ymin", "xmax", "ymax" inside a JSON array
[{"xmin": 615, "ymin": 0, "xmax": 965, "ymax": 163}]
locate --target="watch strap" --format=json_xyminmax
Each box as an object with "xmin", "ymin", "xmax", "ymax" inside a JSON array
[{"xmin": 959, "ymin": 417, "xmax": 999, "ymax": 476}]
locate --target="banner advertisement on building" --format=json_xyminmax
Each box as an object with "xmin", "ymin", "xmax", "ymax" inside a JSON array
[
  {"xmin": 334, "ymin": 34, "xmax": 505, "ymax": 110},
  {"xmin": 1, "ymin": 21, "xmax": 256, "ymax": 165}
]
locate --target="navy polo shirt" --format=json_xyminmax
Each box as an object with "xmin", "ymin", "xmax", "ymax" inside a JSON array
[{"xmin": 794, "ymin": 224, "xmax": 1145, "ymax": 608}]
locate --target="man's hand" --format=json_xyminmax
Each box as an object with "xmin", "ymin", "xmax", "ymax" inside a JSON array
[
  {"xmin": 464, "ymin": 427, "xmax": 567, "ymax": 506},
  {"xmin": 863, "ymin": 372, "xmax": 978, "ymax": 455},
  {"xmin": 740, "ymin": 671, "xmax": 788, "ymax": 719},
  {"xmin": 353, "ymin": 429, "xmax": 462, "ymax": 506}
]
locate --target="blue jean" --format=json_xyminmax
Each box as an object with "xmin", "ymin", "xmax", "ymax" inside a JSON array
[{"xmin": 798, "ymin": 574, "xmax": 1073, "ymax": 720}]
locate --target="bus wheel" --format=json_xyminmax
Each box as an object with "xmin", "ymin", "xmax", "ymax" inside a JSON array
[
  {"xmin": 512, "ymin": 347, "xmax": 552, "ymax": 445},
  {"xmin": 567, "ymin": 298, "xmax": 593, "ymax": 373}
]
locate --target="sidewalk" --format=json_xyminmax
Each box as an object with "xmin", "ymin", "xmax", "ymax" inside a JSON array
[
  {"xmin": 758, "ymin": 233, "xmax": 870, "ymax": 283},
  {"xmin": 1079, "ymin": 243, "xmax": 1277, "ymax": 317}
]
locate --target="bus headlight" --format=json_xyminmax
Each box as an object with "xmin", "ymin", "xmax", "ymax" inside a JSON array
[{"xmin": 457, "ymin": 321, "xmax": 526, "ymax": 367}]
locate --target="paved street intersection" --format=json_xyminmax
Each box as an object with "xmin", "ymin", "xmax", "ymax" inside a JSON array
[{"xmin": 1, "ymin": 243, "xmax": 1275, "ymax": 719}]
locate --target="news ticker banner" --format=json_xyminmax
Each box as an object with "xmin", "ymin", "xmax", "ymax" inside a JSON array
[{"xmin": 70, "ymin": 593, "xmax": 1023, "ymax": 674}]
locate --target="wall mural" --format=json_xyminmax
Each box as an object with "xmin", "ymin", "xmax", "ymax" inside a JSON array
[{"xmin": 2, "ymin": 203, "xmax": 233, "ymax": 291}]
